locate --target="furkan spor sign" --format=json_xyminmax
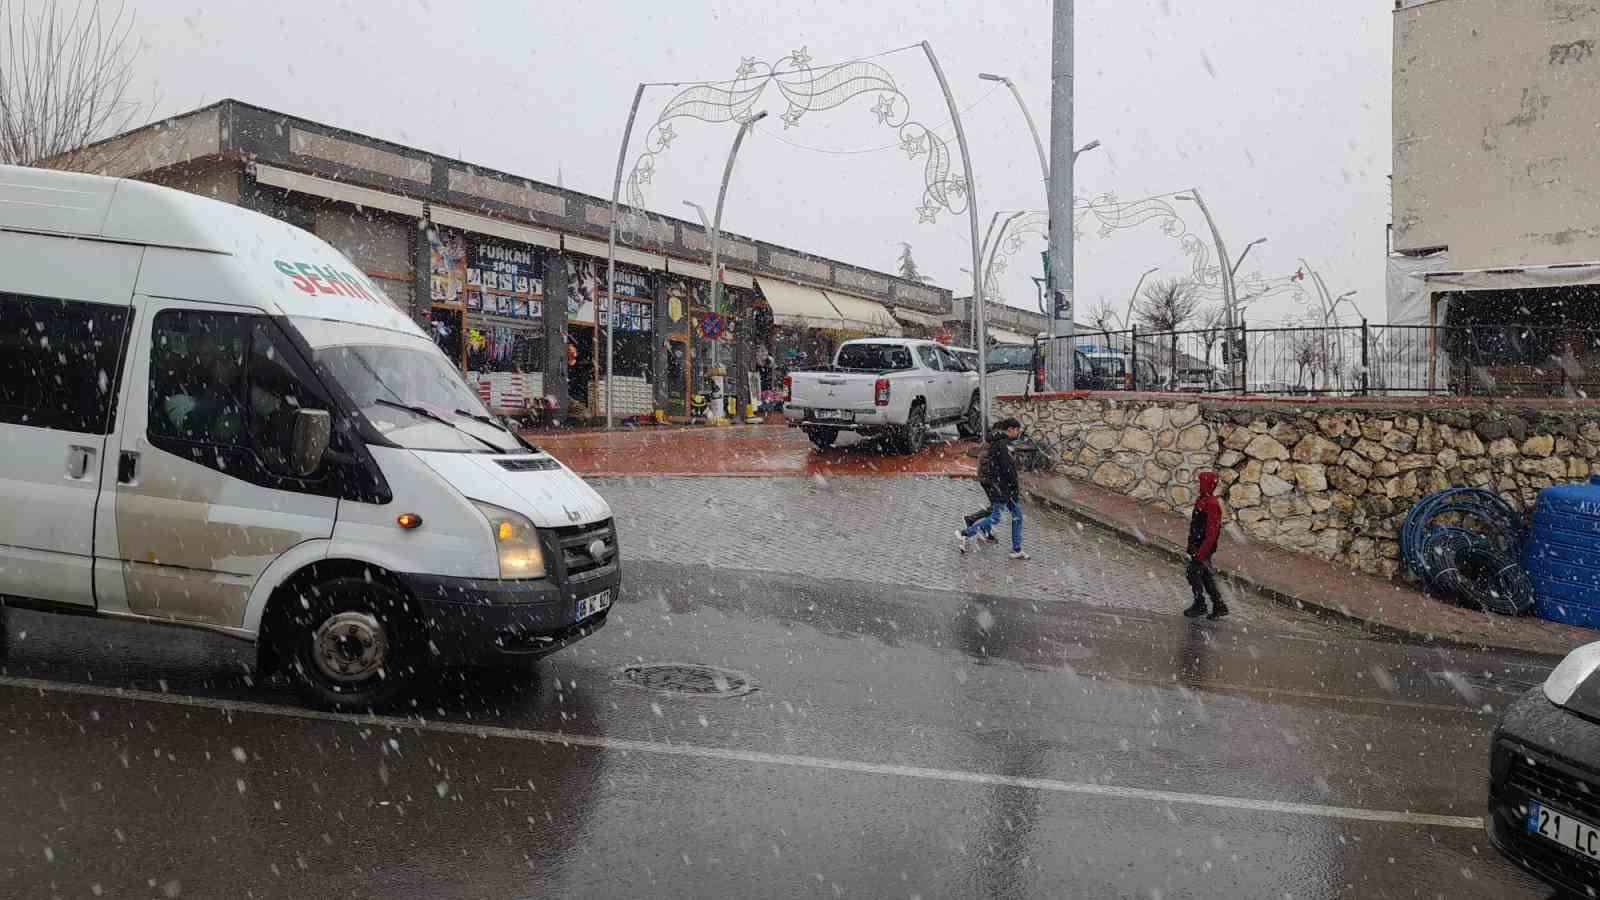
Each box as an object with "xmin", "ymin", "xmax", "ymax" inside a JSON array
[{"xmin": 274, "ymin": 259, "xmax": 399, "ymax": 311}]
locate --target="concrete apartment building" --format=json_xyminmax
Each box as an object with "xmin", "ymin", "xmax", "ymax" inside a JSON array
[{"xmin": 1389, "ymin": 0, "xmax": 1600, "ymax": 334}]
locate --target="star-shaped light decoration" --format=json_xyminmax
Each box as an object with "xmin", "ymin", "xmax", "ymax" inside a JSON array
[
  {"xmin": 636, "ymin": 159, "xmax": 655, "ymax": 185},
  {"xmin": 781, "ymin": 108, "xmax": 804, "ymax": 129},
  {"xmin": 870, "ymin": 94, "xmax": 897, "ymax": 125},
  {"xmin": 735, "ymin": 57, "xmax": 758, "ymax": 78},
  {"xmin": 656, "ymin": 123, "xmax": 677, "ymax": 149},
  {"xmin": 916, "ymin": 204, "xmax": 940, "ymax": 224},
  {"xmin": 947, "ymin": 175, "xmax": 968, "ymax": 199},
  {"xmin": 899, "ymin": 132, "xmax": 926, "ymax": 159},
  {"xmin": 789, "ymin": 46, "xmax": 812, "ymax": 68}
]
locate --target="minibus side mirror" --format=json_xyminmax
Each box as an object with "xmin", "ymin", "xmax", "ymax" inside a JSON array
[{"xmin": 289, "ymin": 409, "xmax": 332, "ymax": 478}]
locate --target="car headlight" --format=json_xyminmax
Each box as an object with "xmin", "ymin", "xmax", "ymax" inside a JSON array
[{"xmin": 470, "ymin": 500, "xmax": 546, "ymax": 579}]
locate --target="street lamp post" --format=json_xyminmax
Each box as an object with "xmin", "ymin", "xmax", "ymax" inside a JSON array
[
  {"xmin": 1231, "ymin": 237, "xmax": 1267, "ymax": 277},
  {"xmin": 920, "ymin": 41, "xmax": 989, "ymax": 431},
  {"xmin": 980, "ymin": 60, "xmax": 1098, "ymax": 392},
  {"xmin": 1122, "ymin": 266, "xmax": 1160, "ymax": 334},
  {"xmin": 1177, "ymin": 190, "xmax": 1238, "ymax": 389},
  {"xmin": 681, "ymin": 110, "xmax": 767, "ymax": 425}
]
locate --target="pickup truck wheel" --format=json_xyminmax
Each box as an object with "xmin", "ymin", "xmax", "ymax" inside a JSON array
[
  {"xmin": 280, "ymin": 577, "xmax": 423, "ymax": 711},
  {"xmin": 896, "ymin": 404, "xmax": 928, "ymax": 454},
  {"xmin": 804, "ymin": 427, "xmax": 838, "ymax": 450},
  {"xmin": 956, "ymin": 393, "xmax": 982, "ymax": 439}
]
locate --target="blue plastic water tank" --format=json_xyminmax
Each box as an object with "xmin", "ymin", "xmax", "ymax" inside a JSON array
[{"xmin": 1522, "ymin": 474, "xmax": 1600, "ymax": 629}]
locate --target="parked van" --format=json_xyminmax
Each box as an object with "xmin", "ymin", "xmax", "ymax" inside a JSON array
[{"xmin": 0, "ymin": 166, "xmax": 618, "ymax": 709}]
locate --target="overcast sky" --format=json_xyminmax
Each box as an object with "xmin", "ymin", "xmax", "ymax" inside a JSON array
[{"xmin": 124, "ymin": 0, "xmax": 1392, "ymax": 327}]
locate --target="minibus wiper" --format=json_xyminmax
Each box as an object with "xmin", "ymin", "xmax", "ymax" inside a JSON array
[{"xmin": 372, "ymin": 398, "xmax": 502, "ymax": 452}]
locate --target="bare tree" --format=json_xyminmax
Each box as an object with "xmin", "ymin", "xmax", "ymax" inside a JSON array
[
  {"xmin": 1195, "ymin": 304, "xmax": 1228, "ymax": 368},
  {"xmin": 1289, "ymin": 329, "xmax": 1327, "ymax": 389},
  {"xmin": 1085, "ymin": 296, "xmax": 1123, "ymax": 333},
  {"xmin": 1134, "ymin": 277, "xmax": 1202, "ymax": 332},
  {"xmin": 0, "ymin": 0, "xmax": 141, "ymax": 167},
  {"xmin": 1135, "ymin": 277, "xmax": 1202, "ymax": 381}
]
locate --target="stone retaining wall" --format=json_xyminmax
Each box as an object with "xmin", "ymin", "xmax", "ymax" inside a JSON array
[{"xmin": 996, "ymin": 393, "xmax": 1600, "ymax": 578}]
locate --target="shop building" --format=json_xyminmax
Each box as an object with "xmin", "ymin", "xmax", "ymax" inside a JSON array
[{"xmin": 56, "ymin": 100, "xmax": 950, "ymax": 421}]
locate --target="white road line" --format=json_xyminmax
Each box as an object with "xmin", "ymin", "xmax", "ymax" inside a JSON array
[{"xmin": 0, "ymin": 674, "xmax": 1483, "ymax": 831}]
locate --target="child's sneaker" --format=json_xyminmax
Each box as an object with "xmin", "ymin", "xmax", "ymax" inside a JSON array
[
  {"xmin": 1207, "ymin": 600, "xmax": 1230, "ymax": 620},
  {"xmin": 1183, "ymin": 599, "xmax": 1208, "ymax": 618},
  {"xmin": 1008, "ymin": 549, "xmax": 1031, "ymax": 560},
  {"xmin": 957, "ymin": 532, "xmax": 969, "ymax": 553}
]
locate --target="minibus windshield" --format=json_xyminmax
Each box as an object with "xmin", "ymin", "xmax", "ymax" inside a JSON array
[{"xmin": 297, "ymin": 320, "xmax": 521, "ymax": 453}]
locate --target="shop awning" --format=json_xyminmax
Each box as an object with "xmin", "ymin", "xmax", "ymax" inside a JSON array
[
  {"xmin": 757, "ymin": 277, "xmax": 845, "ymax": 330},
  {"xmin": 891, "ymin": 306, "xmax": 944, "ymax": 328},
  {"xmin": 823, "ymin": 290, "xmax": 902, "ymax": 337},
  {"xmin": 255, "ymin": 164, "xmax": 425, "ymax": 218},
  {"xmin": 430, "ymin": 205, "xmax": 560, "ymax": 249},
  {"xmin": 987, "ymin": 327, "xmax": 1033, "ymax": 345},
  {"xmin": 564, "ymin": 235, "xmax": 666, "ymax": 271}
]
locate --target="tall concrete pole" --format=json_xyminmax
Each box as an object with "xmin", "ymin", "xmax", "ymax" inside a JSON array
[
  {"xmin": 1046, "ymin": 0, "xmax": 1076, "ymax": 390},
  {"xmin": 604, "ymin": 84, "xmax": 647, "ymax": 430},
  {"xmin": 707, "ymin": 110, "xmax": 767, "ymax": 423},
  {"xmin": 920, "ymin": 41, "xmax": 989, "ymax": 432}
]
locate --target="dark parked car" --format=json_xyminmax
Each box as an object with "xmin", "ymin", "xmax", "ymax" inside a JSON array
[{"xmin": 1487, "ymin": 642, "xmax": 1600, "ymax": 895}]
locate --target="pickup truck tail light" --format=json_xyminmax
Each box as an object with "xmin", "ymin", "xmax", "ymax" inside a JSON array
[
  {"xmin": 783, "ymin": 375, "xmax": 792, "ymax": 403},
  {"xmin": 874, "ymin": 378, "xmax": 891, "ymax": 407}
]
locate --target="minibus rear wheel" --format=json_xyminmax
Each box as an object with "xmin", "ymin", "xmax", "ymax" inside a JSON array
[{"xmin": 280, "ymin": 576, "xmax": 423, "ymax": 711}]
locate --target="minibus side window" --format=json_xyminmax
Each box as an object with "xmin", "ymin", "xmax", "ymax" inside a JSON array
[
  {"xmin": 0, "ymin": 292, "xmax": 131, "ymax": 435},
  {"xmin": 148, "ymin": 310, "xmax": 333, "ymax": 483}
]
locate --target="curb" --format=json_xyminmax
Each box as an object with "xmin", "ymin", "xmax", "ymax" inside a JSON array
[{"xmin": 1021, "ymin": 483, "xmax": 1568, "ymax": 659}]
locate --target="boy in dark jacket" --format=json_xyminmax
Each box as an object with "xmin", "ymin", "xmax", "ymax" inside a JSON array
[
  {"xmin": 958, "ymin": 418, "xmax": 1029, "ymax": 560},
  {"xmin": 1185, "ymin": 470, "xmax": 1228, "ymax": 619}
]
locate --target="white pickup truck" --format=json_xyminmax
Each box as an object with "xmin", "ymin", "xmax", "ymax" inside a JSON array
[{"xmin": 783, "ymin": 338, "xmax": 982, "ymax": 453}]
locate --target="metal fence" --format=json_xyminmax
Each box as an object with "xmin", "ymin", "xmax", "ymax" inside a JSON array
[{"xmin": 1058, "ymin": 323, "xmax": 1600, "ymax": 398}]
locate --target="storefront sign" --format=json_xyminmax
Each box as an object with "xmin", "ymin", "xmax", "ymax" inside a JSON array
[
  {"xmin": 466, "ymin": 238, "xmax": 544, "ymax": 319},
  {"xmin": 431, "ymin": 227, "xmax": 546, "ymax": 320},
  {"xmin": 569, "ymin": 257, "xmax": 655, "ymax": 332}
]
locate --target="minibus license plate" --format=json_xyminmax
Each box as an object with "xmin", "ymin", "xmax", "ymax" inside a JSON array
[
  {"xmin": 576, "ymin": 590, "xmax": 613, "ymax": 622},
  {"xmin": 1527, "ymin": 800, "xmax": 1600, "ymax": 861}
]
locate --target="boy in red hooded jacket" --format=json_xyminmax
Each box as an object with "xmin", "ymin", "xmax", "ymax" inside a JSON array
[{"xmin": 1184, "ymin": 471, "xmax": 1228, "ymax": 619}]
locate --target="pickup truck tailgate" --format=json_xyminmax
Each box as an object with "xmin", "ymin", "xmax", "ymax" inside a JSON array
[{"xmin": 788, "ymin": 372, "xmax": 880, "ymax": 411}]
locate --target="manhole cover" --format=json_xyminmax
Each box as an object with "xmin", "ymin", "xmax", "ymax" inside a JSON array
[{"xmin": 617, "ymin": 663, "xmax": 756, "ymax": 698}]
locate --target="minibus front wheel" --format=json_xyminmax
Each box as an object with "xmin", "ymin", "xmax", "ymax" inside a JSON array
[{"xmin": 278, "ymin": 574, "xmax": 424, "ymax": 711}]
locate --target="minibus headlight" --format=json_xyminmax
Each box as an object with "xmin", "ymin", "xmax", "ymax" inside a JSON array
[{"xmin": 470, "ymin": 500, "xmax": 546, "ymax": 579}]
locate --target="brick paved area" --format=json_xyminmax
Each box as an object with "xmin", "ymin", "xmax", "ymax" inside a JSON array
[
  {"xmin": 535, "ymin": 425, "xmax": 978, "ymax": 478},
  {"xmin": 593, "ymin": 475, "xmax": 1333, "ymax": 633}
]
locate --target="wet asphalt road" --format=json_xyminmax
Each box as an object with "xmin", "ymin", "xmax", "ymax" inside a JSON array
[{"xmin": 0, "ymin": 477, "xmax": 1567, "ymax": 899}]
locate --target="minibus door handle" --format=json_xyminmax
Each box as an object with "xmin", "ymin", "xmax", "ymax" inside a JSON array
[
  {"xmin": 117, "ymin": 451, "xmax": 139, "ymax": 485},
  {"xmin": 65, "ymin": 445, "xmax": 96, "ymax": 480}
]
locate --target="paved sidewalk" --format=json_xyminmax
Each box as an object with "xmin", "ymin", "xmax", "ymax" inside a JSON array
[
  {"xmin": 1022, "ymin": 472, "xmax": 1594, "ymax": 659},
  {"xmin": 532, "ymin": 424, "xmax": 978, "ymax": 478}
]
